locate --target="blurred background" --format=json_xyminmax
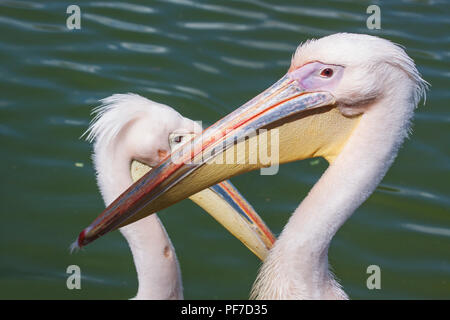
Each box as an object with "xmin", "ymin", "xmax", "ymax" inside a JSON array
[{"xmin": 0, "ymin": 0, "xmax": 448, "ymax": 299}]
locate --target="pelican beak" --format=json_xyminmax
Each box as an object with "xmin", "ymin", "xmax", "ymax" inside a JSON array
[
  {"xmin": 77, "ymin": 72, "xmax": 361, "ymax": 251},
  {"xmin": 130, "ymin": 160, "xmax": 274, "ymax": 260}
]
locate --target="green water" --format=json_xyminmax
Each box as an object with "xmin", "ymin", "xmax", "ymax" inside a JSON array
[{"xmin": 0, "ymin": 0, "xmax": 449, "ymax": 299}]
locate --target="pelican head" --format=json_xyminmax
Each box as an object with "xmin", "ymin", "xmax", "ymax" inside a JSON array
[
  {"xmin": 289, "ymin": 33, "xmax": 426, "ymax": 115},
  {"xmin": 85, "ymin": 94, "xmax": 202, "ymax": 204},
  {"xmin": 77, "ymin": 33, "xmax": 427, "ymax": 299},
  {"xmin": 77, "ymin": 94, "xmax": 274, "ymax": 259}
]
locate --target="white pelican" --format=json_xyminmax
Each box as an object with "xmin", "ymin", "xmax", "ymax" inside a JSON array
[
  {"xmin": 75, "ymin": 93, "xmax": 274, "ymax": 299},
  {"xmin": 76, "ymin": 33, "xmax": 428, "ymax": 299}
]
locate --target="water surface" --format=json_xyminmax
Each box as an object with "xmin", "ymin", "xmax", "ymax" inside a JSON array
[{"xmin": 0, "ymin": 0, "xmax": 449, "ymax": 299}]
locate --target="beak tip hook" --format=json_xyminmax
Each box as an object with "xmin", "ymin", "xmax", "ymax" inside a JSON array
[{"xmin": 71, "ymin": 229, "xmax": 87, "ymax": 252}]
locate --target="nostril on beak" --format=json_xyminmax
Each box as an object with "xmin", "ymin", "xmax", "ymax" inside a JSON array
[{"xmin": 158, "ymin": 149, "xmax": 168, "ymax": 159}]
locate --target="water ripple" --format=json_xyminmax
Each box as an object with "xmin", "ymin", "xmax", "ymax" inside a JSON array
[
  {"xmin": 89, "ymin": 1, "xmax": 156, "ymax": 14},
  {"xmin": 377, "ymin": 183, "xmax": 450, "ymax": 207},
  {"xmin": 174, "ymin": 85, "xmax": 209, "ymax": 98},
  {"xmin": 0, "ymin": 0, "xmax": 44, "ymax": 9},
  {"xmin": 83, "ymin": 13, "xmax": 157, "ymax": 34},
  {"xmin": 262, "ymin": 19, "xmax": 328, "ymax": 36},
  {"xmin": 179, "ymin": 22, "xmax": 254, "ymax": 31},
  {"xmin": 403, "ymin": 223, "xmax": 450, "ymax": 238},
  {"xmin": 41, "ymin": 59, "xmax": 101, "ymax": 74},
  {"xmin": 245, "ymin": 0, "xmax": 363, "ymax": 21},
  {"xmin": 0, "ymin": 16, "xmax": 65, "ymax": 33},
  {"xmin": 159, "ymin": 0, "xmax": 267, "ymax": 20},
  {"xmin": 143, "ymin": 87, "xmax": 171, "ymax": 96},
  {"xmin": 47, "ymin": 116, "xmax": 89, "ymax": 127},
  {"xmin": 221, "ymin": 56, "xmax": 266, "ymax": 69},
  {"xmin": 120, "ymin": 42, "xmax": 168, "ymax": 54},
  {"xmin": 192, "ymin": 62, "xmax": 220, "ymax": 74},
  {"xmin": 219, "ymin": 36, "xmax": 296, "ymax": 52}
]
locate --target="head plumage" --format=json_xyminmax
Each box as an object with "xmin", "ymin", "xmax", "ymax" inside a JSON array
[
  {"xmin": 82, "ymin": 93, "xmax": 175, "ymax": 148},
  {"xmin": 291, "ymin": 33, "xmax": 429, "ymax": 106}
]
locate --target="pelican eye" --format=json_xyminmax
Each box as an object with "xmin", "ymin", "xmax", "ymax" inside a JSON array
[
  {"xmin": 169, "ymin": 132, "xmax": 196, "ymax": 152},
  {"xmin": 320, "ymin": 68, "xmax": 334, "ymax": 78}
]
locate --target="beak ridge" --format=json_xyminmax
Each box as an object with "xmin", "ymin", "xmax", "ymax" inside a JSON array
[{"xmin": 78, "ymin": 73, "xmax": 338, "ymax": 248}]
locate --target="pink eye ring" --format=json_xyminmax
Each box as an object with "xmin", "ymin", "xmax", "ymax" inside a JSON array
[
  {"xmin": 288, "ymin": 62, "xmax": 343, "ymax": 91},
  {"xmin": 320, "ymin": 68, "xmax": 334, "ymax": 77}
]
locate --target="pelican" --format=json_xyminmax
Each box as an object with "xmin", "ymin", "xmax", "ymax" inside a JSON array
[
  {"xmin": 75, "ymin": 93, "xmax": 275, "ymax": 299},
  {"xmin": 76, "ymin": 33, "xmax": 428, "ymax": 299}
]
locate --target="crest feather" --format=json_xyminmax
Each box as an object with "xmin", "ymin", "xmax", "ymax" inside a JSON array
[{"xmin": 82, "ymin": 93, "xmax": 171, "ymax": 147}]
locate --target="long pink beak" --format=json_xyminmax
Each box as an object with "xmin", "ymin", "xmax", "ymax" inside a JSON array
[{"xmin": 77, "ymin": 73, "xmax": 335, "ymax": 249}]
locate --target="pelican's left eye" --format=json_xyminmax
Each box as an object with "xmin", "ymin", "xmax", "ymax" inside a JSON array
[
  {"xmin": 169, "ymin": 132, "xmax": 196, "ymax": 151},
  {"xmin": 289, "ymin": 62, "xmax": 344, "ymax": 91},
  {"xmin": 320, "ymin": 68, "xmax": 334, "ymax": 78}
]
